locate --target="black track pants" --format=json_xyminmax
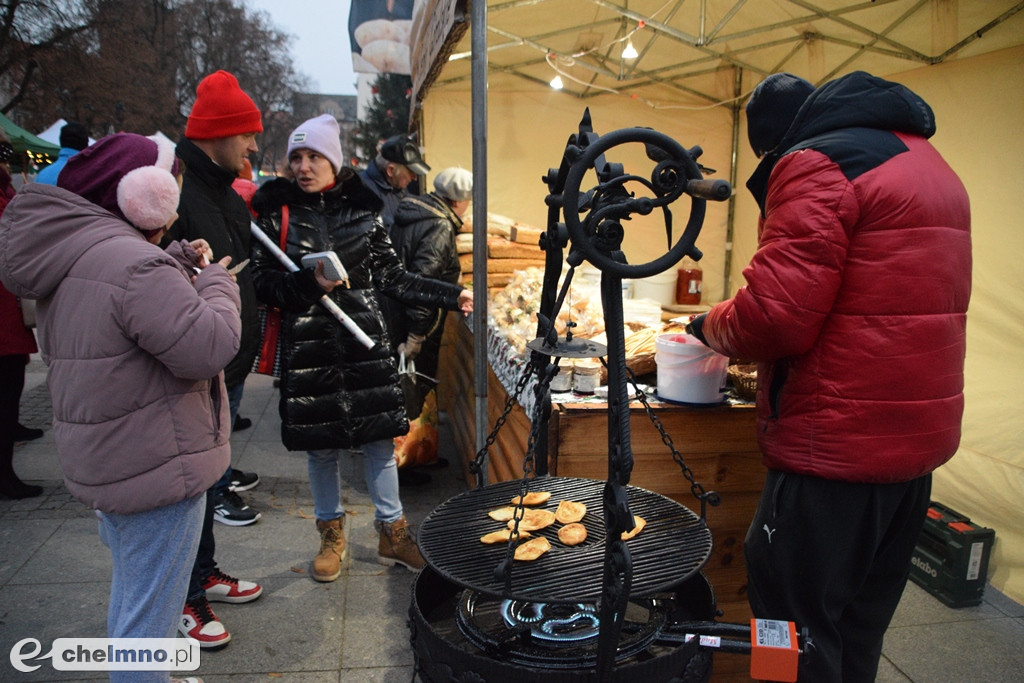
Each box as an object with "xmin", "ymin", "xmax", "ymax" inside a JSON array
[{"xmin": 744, "ymin": 469, "xmax": 931, "ymax": 682}]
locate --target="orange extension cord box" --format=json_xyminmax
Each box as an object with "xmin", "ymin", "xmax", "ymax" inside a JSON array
[{"xmin": 749, "ymin": 618, "xmax": 800, "ymax": 682}]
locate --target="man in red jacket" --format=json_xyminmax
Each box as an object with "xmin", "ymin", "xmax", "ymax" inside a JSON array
[{"xmin": 687, "ymin": 71, "xmax": 971, "ymax": 681}]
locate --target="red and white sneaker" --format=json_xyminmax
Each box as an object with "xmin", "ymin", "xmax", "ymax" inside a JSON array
[
  {"xmin": 179, "ymin": 596, "xmax": 230, "ymax": 649},
  {"xmin": 202, "ymin": 569, "xmax": 263, "ymax": 604}
]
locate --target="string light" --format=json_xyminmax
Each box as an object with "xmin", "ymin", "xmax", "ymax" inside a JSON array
[{"xmin": 542, "ymin": 13, "xmax": 756, "ymax": 110}]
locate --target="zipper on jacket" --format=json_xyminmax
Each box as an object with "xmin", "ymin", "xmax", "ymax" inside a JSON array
[{"xmin": 210, "ymin": 375, "xmax": 222, "ymax": 435}]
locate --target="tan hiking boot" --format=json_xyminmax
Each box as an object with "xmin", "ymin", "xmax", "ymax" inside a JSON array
[
  {"xmin": 376, "ymin": 516, "xmax": 426, "ymax": 571},
  {"xmin": 313, "ymin": 517, "xmax": 348, "ymax": 582}
]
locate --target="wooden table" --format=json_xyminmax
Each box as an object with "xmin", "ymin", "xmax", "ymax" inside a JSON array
[{"xmin": 437, "ymin": 317, "xmax": 766, "ymax": 680}]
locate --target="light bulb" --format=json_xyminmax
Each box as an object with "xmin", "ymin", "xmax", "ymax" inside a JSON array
[
  {"xmin": 550, "ymin": 75, "xmax": 564, "ymax": 90},
  {"xmin": 622, "ymin": 39, "xmax": 638, "ymax": 60}
]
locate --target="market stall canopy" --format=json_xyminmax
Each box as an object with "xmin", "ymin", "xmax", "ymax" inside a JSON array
[
  {"xmin": 0, "ymin": 111, "xmax": 60, "ymax": 158},
  {"xmin": 413, "ymin": 0, "xmax": 1024, "ymax": 107}
]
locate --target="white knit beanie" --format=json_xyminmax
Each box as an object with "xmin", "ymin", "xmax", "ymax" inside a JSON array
[{"xmin": 287, "ymin": 114, "xmax": 343, "ymax": 173}]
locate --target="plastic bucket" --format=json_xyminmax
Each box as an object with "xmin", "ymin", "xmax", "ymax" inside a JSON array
[{"xmin": 655, "ymin": 333, "xmax": 729, "ymax": 404}]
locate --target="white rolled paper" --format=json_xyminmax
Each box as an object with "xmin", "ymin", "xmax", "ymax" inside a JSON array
[{"xmin": 251, "ymin": 222, "xmax": 375, "ymax": 350}]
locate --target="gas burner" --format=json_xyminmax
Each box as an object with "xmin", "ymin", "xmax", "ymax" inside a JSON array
[
  {"xmin": 500, "ymin": 599, "xmax": 600, "ymax": 643},
  {"xmin": 455, "ymin": 589, "xmax": 669, "ymax": 669}
]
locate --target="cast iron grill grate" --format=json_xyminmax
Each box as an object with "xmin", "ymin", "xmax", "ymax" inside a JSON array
[{"xmin": 418, "ymin": 477, "xmax": 713, "ymax": 603}]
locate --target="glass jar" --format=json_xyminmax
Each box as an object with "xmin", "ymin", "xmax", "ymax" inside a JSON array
[
  {"xmin": 549, "ymin": 360, "xmax": 572, "ymax": 392},
  {"xmin": 572, "ymin": 360, "xmax": 601, "ymax": 394},
  {"xmin": 676, "ymin": 258, "xmax": 703, "ymax": 305}
]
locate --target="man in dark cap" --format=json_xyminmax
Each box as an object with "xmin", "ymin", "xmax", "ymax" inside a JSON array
[
  {"xmin": 686, "ymin": 71, "xmax": 971, "ymax": 681},
  {"xmin": 360, "ymin": 133, "xmax": 430, "ymax": 230},
  {"xmin": 35, "ymin": 121, "xmax": 90, "ymax": 185}
]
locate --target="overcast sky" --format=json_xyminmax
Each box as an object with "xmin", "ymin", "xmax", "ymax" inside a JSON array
[{"xmin": 244, "ymin": 0, "xmax": 359, "ymax": 95}]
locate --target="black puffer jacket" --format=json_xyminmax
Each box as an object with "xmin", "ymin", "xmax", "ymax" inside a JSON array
[
  {"xmin": 389, "ymin": 192, "xmax": 463, "ymax": 339},
  {"xmin": 164, "ymin": 138, "xmax": 258, "ymax": 388},
  {"xmin": 251, "ymin": 171, "xmax": 463, "ymax": 451}
]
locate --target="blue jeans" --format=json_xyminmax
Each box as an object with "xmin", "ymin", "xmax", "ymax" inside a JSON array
[
  {"xmin": 97, "ymin": 494, "xmax": 205, "ymax": 682},
  {"xmin": 308, "ymin": 439, "xmax": 402, "ymax": 523}
]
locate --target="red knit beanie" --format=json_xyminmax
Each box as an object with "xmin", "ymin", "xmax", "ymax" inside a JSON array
[{"xmin": 185, "ymin": 70, "xmax": 263, "ymax": 140}]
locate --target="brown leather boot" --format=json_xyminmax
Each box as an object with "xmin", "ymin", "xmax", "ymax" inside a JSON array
[
  {"xmin": 313, "ymin": 517, "xmax": 348, "ymax": 582},
  {"xmin": 376, "ymin": 516, "xmax": 425, "ymax": 571}
]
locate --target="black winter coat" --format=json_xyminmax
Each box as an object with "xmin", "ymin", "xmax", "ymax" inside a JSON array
[
  {"xmin": 164, "ymin": 138, "xmax": 258, "ymax": 388},
  {"xmin": 389, "ymin": 192, "xmax": 463, "ymax": 339},
  {"xmin": 250, "ymin": 172, "xmax": 463, "ymax": 451}
]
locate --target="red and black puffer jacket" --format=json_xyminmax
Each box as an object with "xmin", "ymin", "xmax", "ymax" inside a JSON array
[{"xmin": 701, "ymin": 71, "xmax": 972, "ymax": 483}]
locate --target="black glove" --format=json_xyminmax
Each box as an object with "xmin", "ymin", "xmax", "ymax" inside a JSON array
[
  {"xmin": 685, "ymin": 313, "xmax": 709, "ymax": 346},
  {"xmin": 398, "ymin": 333, "xmax": 426, "ymax": 361}
]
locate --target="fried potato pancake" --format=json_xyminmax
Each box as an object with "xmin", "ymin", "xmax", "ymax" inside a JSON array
[
  {"xmin": 513, "ymin": 536, "xmax": 551, "ymax": 561},
  {"xmin": 555, "ymin": 500, "xmax": 587, "ymax": 524},
  {"xmin": 506, "ymin": 508, "xmax": 556, "ymax": 531},
  {"xmin": 620, "ymin": 515, "xmax": 647, "ymax": 540},
  {"xmin": 557, "ymin": 522, "xmax": 588, "ymax": 546},
  {"xmin": 480, "ymin": 528, "xmax": 531, "ymax": 544},
  {"xmin": 510, "ymin": 491, "xmax": 552, "ymax": 506}
]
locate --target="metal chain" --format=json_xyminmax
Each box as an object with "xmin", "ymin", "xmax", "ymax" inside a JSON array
[
  {"xmin": 465, "ymin": 352, "xmax": 560, "ymax": 591},
  {"xmin": 469, "ymin": 362, "xmax": 534, "ymax": 476},
  {"xmin": 499, "ymin": 357, "xmax": 561, "ymax": 591},
  {"xmin": 612, "ymin": 360, "xmax": 721, "ymax": 520}
]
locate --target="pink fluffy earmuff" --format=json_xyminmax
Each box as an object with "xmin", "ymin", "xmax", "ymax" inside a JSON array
[{"xmin": 115, "ymin": 136, "xmax": 180, "ymax": 231}]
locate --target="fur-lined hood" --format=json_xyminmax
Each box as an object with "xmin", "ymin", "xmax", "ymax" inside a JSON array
[{"xmin": 251, "ymin": 169, "xmax": 382, "ymax": 218}]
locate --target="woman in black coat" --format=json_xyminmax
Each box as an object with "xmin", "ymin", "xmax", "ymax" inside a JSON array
[{"xmin": 251, "ymin": 115, "xmax": 471, "ymax": 582}]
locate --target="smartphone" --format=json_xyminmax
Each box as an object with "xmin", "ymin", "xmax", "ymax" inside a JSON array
[{"xmin": 301, "ymin": 251, "xmax": 348, "ymax": 283}]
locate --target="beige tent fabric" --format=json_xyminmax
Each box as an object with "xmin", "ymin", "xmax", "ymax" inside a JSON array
[
  {"xmin": 421, "ymin": 45, "xmax": 1024, "ymax": 604},
  {"xmin": 421, "ymin": 88, "xmax": 734, "ymax": 301},
  {"xmin": 901, "ymin": 46, "xmax": 1024, "ymax": 605}
]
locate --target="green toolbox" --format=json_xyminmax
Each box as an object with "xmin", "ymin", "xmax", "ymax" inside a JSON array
[{"xmin": 909, "ymin": 501, "xmax": 995, "ymax": 608}]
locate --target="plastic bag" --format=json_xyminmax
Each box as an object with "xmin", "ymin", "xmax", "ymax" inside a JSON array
[{"xmin": 394, "ymin": 389, "xmax": 439, "ymax": 468}]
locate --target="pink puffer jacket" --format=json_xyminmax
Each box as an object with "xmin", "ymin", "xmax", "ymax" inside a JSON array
[{"xmin": 0, "ymin": 183, "xmax": 240, "ymax": 513}]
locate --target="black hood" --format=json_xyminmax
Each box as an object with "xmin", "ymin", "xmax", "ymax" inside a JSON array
[
  {"xmin": 782, "ymin": 71, "xmax": 935, "ymax": 151},
  {"xmin": 746, "ymin": 71, "xmax": 936, "ymax": 212}
]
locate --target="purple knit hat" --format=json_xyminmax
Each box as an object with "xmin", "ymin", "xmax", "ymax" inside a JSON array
[
  {"xmin": 58, "ymin": 133, "xmax": 180, "ymax": 236},
  {"xmin": 287, "ymin": 114, "xmax": 343, "ymax": 174}
]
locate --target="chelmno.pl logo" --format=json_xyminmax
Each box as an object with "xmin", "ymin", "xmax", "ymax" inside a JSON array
[{"xmin": 9, "ymin": 638, "xmax": 200, "ymax": 673}]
